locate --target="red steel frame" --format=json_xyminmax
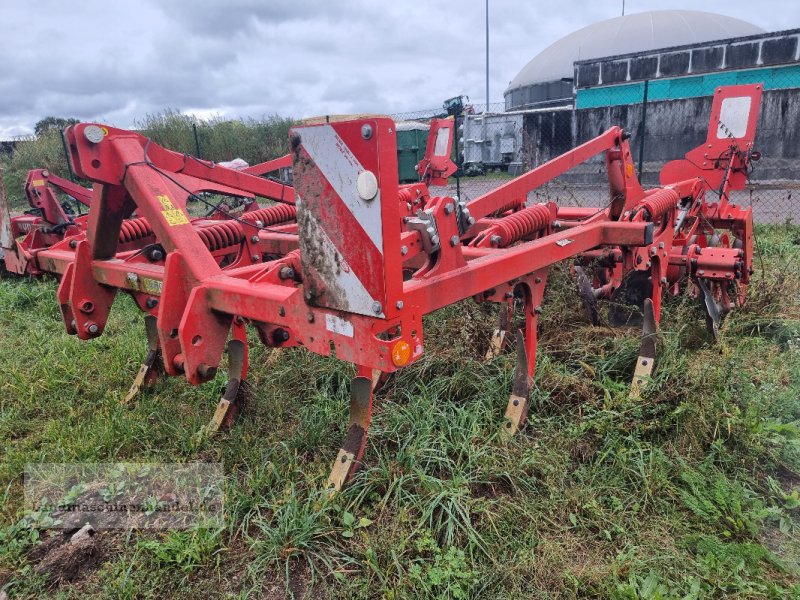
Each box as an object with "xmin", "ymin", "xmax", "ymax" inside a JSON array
[{"xmin": 27, "ymin": 85, "xmax": 763, "ymax": 490}]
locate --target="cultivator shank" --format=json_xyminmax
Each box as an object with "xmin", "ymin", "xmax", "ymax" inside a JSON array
[{"xmin": 7, "ymin": 85, "xmax": 763, "ymax": 490}]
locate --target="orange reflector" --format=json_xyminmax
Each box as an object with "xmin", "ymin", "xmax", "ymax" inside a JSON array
[
  {"xmin": 391, "ymin": 340, "xmax": 411, "ymax": 366},
  {"xmin": 625, "ymin": 163, "xmax": 634, "ymax": 177}
]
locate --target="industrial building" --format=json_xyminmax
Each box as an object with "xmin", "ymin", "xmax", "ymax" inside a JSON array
[{"xmin": 463, "ymin": 10, "xmax": 799, "ymax": 187}]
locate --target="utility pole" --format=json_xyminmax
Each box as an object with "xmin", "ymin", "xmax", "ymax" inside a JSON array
[
  {"xmin": 622, "ymin": 0, "xmax": 625, "ymax": 16},
  {"xmin": 485, "ymin": 0, "xmax": 489, "ymax": 109}
]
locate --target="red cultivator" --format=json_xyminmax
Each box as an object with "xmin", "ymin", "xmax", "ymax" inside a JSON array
[{"xmin": 3, "ymin": 85, "xmax": 762, "ymax": 490}]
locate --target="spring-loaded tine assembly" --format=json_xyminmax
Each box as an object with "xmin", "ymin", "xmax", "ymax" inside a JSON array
[
  {"xmin": 502, "ymin": 331, "xmax": 532, "ymax": 438},
  {"xmin": 208, "ymin": 339, "xmax": 247, "ymax": 433},
  {"xmin": 630, "ymin": 298, "xmax": 657, "ymax": 398},
  {"xmin": 123, "ymin": 315, "xmax": 161, "ymax": 404},
  {"xmin": 327, "ymin": 371, "xmax": 374, "ymax": 493}
]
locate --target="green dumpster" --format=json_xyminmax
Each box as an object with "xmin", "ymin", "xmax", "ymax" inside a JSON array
[{"xmin": 396, "ymin": 121, "xmax": 430, "ymax": 183}]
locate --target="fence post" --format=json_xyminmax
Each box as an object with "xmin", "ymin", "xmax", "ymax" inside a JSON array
[
  {"xmin": 192, "ymin": 123, "xmax": 201, "ymax": 158},
  {"xmin": 637, "ymin": 79, "xmax": 649, "ymax": 181}
]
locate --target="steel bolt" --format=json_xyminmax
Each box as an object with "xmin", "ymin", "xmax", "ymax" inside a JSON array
[
  {"xmin": 534, "ymin": 306, "xmax": 543, "ymax": 315},
  {"xmin": 372, "ymin": 301, "xmax": 383, "ymax": 314},
  {"xmin": 400, "ymin": 245, "xmax": 408, "ymax": 255},
  {"xmin": 450, "ymin": 235, "xmax": 460, "ymax": 247},
  {"xmin": 234, "ymin": 316, "xmax": 244, "ymax": 325},
  {"xmin": 198, "ymin": 363, "xmax": 217, "ymax": 379},
  {"xmin": 305, "ymin": 290, "xmax": 313, "ymax": 301},
  {"xmin": 255, "ymin": 220, "xmax": 264, "ymax": 228},
  {"xmin": 504, "ymin": 291, "xmax": 513, "ymax": 299},
  {"xmin": 86, "ymin": 323, "xmax": 100, "ymax": 335},
  {"xmin": 145, "ymin": 298, "xmax": 158, "ymax": 309},
  {"xmin": 658, "ymin": 241, "xmax": 665, "ymax": 249},
  {"xmin": 278, "ymin": 306, "xmax": 286, "ymax": 317},
  {"xmin": 444, "ymin": 203, "xmax": 454, "ymax": 215},
  {"xmin": 69, "ymin": 239, "xmax": 78, "ymax": 249},
  {"xmin": 148, "ymin": 248, "xmax": 164, "ymax": 262},
  {"xmin": 272, "ymin": 328, "xmax": 290, "ymax": 343},
  {"xmin": 251, "ymin": 255, "xmax": 260, "ymax": 262},
  {"xmin": 80, "ymin": 300, "xmax": 94, "ymax": 314},
  {"xmin": 698, "ymin": 270, "xmax": 705, "ymax": 276},
  {"xmin": 361, "ymin": 124, "xmax": 373, "ymax": 139},
  {"xmin": 660, "ymin": 277, "xmax": 668, "ymax": 285},
  {"xmin": 251, "ymin": 235, "xmax": 259, "ymax": 243},
  {"xmin": 279, "ymin": 266, "xmax": 296, "ymax": 280},
  {"xmin": 396, "ymin": 300, "xmax": 404, "ymax": 310},
  {"xmin": 307, "ymin": 312, "xmax": 315, "ymax": 323},
  {"xmin": 431, "ymin": 235, "xmax": 440, "ymax": 246},
  {"xmin": 490, "ymin": 235, "xmax": 502, "ymax": 246},
  {"xmin": 468, "ymin": 216, "xmax": 476, "ymax": 226},
  {"xmin": 534, "ymin": 277, "xmax": 542, "ymax": 284}
]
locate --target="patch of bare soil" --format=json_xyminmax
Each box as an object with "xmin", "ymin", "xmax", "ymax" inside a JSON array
[{"xmin": 29, "ymin": 529, "xmax": 107, "ymax": 589}]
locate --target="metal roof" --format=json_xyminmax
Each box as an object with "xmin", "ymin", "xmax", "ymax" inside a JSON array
[{"xmin": 506, "ymin": 10, "xmax": 765, "ymax": 93}]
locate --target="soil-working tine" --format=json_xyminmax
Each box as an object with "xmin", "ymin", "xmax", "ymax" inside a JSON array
[
  {"xmin": 630, "ymin": 298, "xmax": 657, "ymax": 398},
  {"xmin": 575, "ymin": 265, "xmax": 600, "ymax": 325},
  {"xmin": 697, "ymin": 278, "xmax": 721, "ymax": 340},
  {"xmin": 208, "ymin": 339, "xmax": 247, "ymax": 433},
  {"xmin": 502, "ymin": 331, "xmax": 531, "ymax": 438},
  {"xmin": 327, "ymin": 371, "xmax": 374, "ymax": 493},
  {"xmin": 485, "ymin": 301, "xmax": 512, "ymax": 360},
  {"xmin": 123, "ymin": 315, "xmax": 161, "ymax": 404}
]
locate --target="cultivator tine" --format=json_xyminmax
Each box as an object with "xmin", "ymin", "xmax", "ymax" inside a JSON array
[
  {"xmin": 123, "ymin": 315, "xmax": 161, "ymax": 404},
  {"xmin": 502, "ymin": 332, "xmax": 531, "ymax": 438},
  {"xmin": 327, "ymin": 372, "xmax": 374, "ymax": 493},
  {"xmin": 208, "ymin": 339, "xmax": 247, "ymax": 433},
  {"xmin": 485, "ymin": 302, "xmax": 512, "ymax": 360},
  {"xmin": 697, "ymin": 278, "xmax": 722, "ymax": 339},
  {"xmin": 575, "ymin": 266, "xmax": 600, "ymax": 325},
  {"xmin": 630, "ymin": 298, "xmax": 657, "ymax": 398}
]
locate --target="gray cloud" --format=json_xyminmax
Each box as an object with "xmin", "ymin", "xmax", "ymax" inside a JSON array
[{"xmin": 1, "ymin": 0, "xmax": 798, "ymax": 137}]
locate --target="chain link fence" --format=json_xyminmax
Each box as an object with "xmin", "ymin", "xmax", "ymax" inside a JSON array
[{"xmin": 390, "ymin": 80, "xmax": 800, "ymax": 224}]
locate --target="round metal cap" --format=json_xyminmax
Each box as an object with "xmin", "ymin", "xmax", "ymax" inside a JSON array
[
  {"xmin": 84, "ymin": 125, "xmax": 105, "ymax": 144},
  {"xmin": 357, "ymin": 170, "xmax": 378, "ymax": 201}
]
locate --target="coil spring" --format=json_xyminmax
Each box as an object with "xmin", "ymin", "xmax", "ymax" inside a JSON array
[
  {"xmin": 243, "ymin": 204, "xmax": 297, "ymax": 226},
  {"xmin": 493, "ymin": 203, "xmax": 552, "ymax": 246},
  {"xmin": 118, "ymin": 218, "xmax": 153, "ymax": 244},
  {"xmin": 637, "ymin": 188, "xmax": 679, "ymax": 221},
  {"xmin": 197, "ymin": 220, "xmax": 245, "ymax": 251},
  {"xmin": 490, "ymin": 198, "xmax": 524, "ymax": 217}
]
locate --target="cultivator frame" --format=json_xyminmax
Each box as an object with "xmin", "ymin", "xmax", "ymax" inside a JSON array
[{"xmin": 5, "ymin": 85, "xmax": 762, "ymax": 490}]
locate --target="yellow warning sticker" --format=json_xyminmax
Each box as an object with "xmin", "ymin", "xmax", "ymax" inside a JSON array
[
  {"xmin": 156, "ymin": 194, "xmax": 189, "ymax": 225},
  {"xmin": 32, "ymin": 179, "xmax": 45, "ymax": 187},
  {"xmin": 162, "ymin": 209, "xmax": 189, "ymax": 226},
  {"xmin": 156, "ymin": 194, "xmax": 175, "ymax": 210}
]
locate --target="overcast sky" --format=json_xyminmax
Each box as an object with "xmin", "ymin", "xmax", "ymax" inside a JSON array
[{"xmin": 1, "ymin": 0, "xmax": 798, "ymax": 138}]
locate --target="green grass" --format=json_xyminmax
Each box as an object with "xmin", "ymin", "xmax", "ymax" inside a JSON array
[{"xmin": 1, "ymin": 225, "xmax": 799, "ymax": 598}]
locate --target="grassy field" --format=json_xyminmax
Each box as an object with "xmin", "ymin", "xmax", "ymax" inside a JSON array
[{"xmin": 1, "ymin": 225, "xmax": 799, "ymax": 599}]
